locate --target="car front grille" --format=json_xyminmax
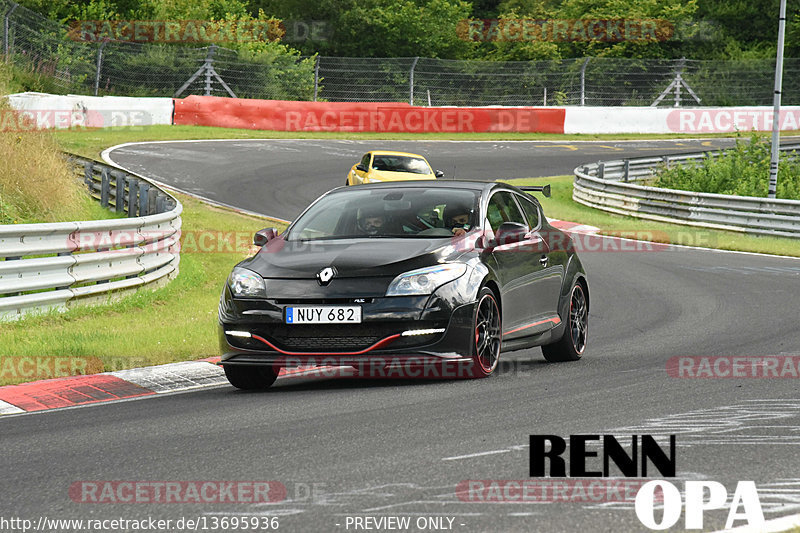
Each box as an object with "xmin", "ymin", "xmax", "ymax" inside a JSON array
[{"xmin": 251, "ymin": 322, "xmax": 443, "ymax": 353}]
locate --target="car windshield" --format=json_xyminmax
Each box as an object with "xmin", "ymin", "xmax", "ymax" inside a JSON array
[
  {"xmin": 371, "ymin": 155, "xmax": 431, "ymax": 174},
  {"xmin": 287, "ymin": 187, "xmax": 480, "ymax": 241}
]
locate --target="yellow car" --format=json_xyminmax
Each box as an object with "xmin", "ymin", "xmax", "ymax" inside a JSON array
[{"xmin": 346, "ymin": 151, "xmax": 444, "ymax": 185}]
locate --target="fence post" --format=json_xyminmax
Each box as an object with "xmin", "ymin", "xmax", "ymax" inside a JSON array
[
  {"xmin": 580, "ymin": 57, "xmax": 590, "ymax": 106},
  {"xmin": 313, "ymin": 55, "xmax": 320, "ymax": 101},
  {"xmin": 409, "ymin": 56, "xmax": 419, "ymax": 106},
  {"xmin": 3, "ymin": 2, "xmax": 18, "ymax": 61},
  {"xmin": 204, "ymin": 45, "xmax": 217, "ymax": 96},
  {"xmin": 94, "ymin": 39, "xmax": 108, "ymax": 96}
]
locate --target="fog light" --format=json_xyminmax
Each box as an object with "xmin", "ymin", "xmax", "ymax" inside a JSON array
[
  {"xmin": 225, "ymin": 330, "xmax": 252, "ymax": 338},
  {"xmin": 401, "ymin": 328, "xmax": 446, "ymax": 336}
]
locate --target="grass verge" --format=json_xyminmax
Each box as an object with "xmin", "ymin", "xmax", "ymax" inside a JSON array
[
  {"xmin": 508, "ymin": 176, "xmax": 800, "ymax": 258},
  {"xmin": 0, "ymin": 76, "xmax": 117, "ymax": 224},
  {"xmin": 0, "ymin": 194, "xmax": 287, "ymax": 386}
]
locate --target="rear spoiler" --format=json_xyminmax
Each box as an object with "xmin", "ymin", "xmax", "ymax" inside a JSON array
[{"xmin": 518, "ymin": 185, "xmax": 551, "ymax": 198}]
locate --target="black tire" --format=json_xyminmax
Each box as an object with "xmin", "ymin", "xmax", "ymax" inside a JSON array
[
  {"xmin": 542, "ymin": 281, "xmax": 588, "ymax": 362},
  {"xmin": 223, "ymin": 365, "xmax": 280, "ymax": 390},
  {"xmin": 345, "ymin": 178, "xmax": 350, "ymax": 186},
  {"xmin": 466, "ymin": 287, "xmax": 502, "ymax": 378}
]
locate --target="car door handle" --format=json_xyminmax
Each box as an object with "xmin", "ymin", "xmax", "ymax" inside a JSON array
[{"xmin": 539, "ymin": 255, "xmax": 548, "ymax": 266}]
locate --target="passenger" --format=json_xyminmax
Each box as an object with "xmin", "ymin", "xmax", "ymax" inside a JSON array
[{"xmin": 444, "ymin": 202, "xmax": 474, "ymax": 236}]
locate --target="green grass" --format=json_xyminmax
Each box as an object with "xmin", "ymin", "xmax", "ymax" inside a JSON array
[
  {"xmin": 0, "ymin": 194, "xmax": 287, "ymax": 386},
  {"xmin": 53, "ymin": 124, "xmax": 800, "ymax": 160},
  {"xmin": 508, "ymin": 176, "xmax": 800, "ymax": 257}
]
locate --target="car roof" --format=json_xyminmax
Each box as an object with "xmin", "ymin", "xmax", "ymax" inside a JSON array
[
  {"xmin": 333, "ymin": 180, "xmax": 512, "ymax": 193},
  {"xmin": 367, "ymin": 150, "xmax": 429, "ymax": 159}
]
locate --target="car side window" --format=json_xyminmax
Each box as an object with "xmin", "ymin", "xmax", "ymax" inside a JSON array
[
  {"xmin": 360, "ymin": 154, "xmax": 371, "ymax": 168},
  {"xmin": 485, "ymin": 192, "xmax": 527, "ymax": 232},
  {"xmin": 517, "ymin": 195, "xmax": 541, "ymax": 230}
]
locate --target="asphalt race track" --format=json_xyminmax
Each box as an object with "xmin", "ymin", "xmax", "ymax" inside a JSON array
[
  {"xmin": 105, "ymin": 138, "xmax": 742, "ymax": 221},
  {"xmin": 2, "ymin": 139, "xmax": 800, "ymax": 532}
]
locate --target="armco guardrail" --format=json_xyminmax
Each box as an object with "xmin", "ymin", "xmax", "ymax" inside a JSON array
[
  {"xmin": 573, "ymin": 144, "xmax": 800, "ymax": 238},
  {"xmin": 0, "ymin": 155, "xmax": 182, "ymax": 320}
]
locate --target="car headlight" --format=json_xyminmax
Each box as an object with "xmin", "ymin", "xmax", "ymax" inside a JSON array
[
  {"xmin": 227, "ymin": 267, "xmax": 266, "ymax": 298},
  {"xmin": 386, "ymin": 264, "xmax": 467, "ymax": 296}
]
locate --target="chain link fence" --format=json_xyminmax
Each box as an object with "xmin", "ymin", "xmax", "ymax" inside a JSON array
[{"xmin": 3, "ymin": 0, "xmax": 800, "ymax": 106}]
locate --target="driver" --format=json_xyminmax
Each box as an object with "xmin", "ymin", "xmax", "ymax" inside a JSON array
[
  {"xmin": 357, "ymin": 207, "xmax": 387, "ymax": 236},
  {"xmin": 444, "ymin": 202, "xmax": 474, "ymax": 237}
]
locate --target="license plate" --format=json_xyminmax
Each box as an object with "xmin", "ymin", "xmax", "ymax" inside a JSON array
[{"xmin": 285, "ymin": 306, "xmax": 362, "ymax": 324}]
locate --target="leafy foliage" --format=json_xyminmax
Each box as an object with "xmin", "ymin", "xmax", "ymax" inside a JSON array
[
  {"xmin": 655, "ymin": 133, "xmax": 800, "ymax": 200},
  {"xmin": 11, "ymin": 0, "xmax": 800, "ymax": 63}
]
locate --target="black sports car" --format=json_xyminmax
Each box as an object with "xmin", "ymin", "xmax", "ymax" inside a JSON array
[{"xmin": 218, "ymin": 180, "xmax": 589, "ymax": 389}]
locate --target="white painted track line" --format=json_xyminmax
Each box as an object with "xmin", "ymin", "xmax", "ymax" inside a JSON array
[
  {"xmin": 0, "ymin": 399, "xmax": 24, "ymax": 415},
  {"xmin": 713, "ymin": 512, "xmax": 800, "ymax": 532}
]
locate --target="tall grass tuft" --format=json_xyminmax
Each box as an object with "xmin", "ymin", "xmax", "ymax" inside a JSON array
[
  {"xmin": 655, "ymin": 132, "xmax": 800, "ymax": 200},
  {"xmin": 0, "ymin": 64, "xmax": 95, "ymax": 224}
]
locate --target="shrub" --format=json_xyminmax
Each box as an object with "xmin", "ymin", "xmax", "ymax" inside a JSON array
[{"xmin": 654, "ymin": 132, "xmax": 800, "ymax": 200}]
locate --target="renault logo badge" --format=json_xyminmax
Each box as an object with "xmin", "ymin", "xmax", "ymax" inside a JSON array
[{"xmin": 317, "ymin": 266, "xmax": 336, "ymax": 285}]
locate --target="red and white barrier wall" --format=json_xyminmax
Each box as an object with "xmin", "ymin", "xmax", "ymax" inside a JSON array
[
  {"xmin": 5, "ymin": 92, "xmax": 800, "ymax": 134},
  {"xmin": 5, "ymin": 92, "xmax": 173, "ymax": 128},
  {"xmin": 563, "ymin": 106, "xmax": 800, "ymax": 134},
  {"xmin": 171, "ymin": 96, "xmax": 566, "ymax": 133}
]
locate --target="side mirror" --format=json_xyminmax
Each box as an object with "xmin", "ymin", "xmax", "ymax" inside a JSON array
[
  {"xmin": 434, "ymin": 169, "xmax": 444, "ymax": 178},
  {"xmin": 495, "ymin": 222, "xmax": 528, "ymax": 246},
  {"xmin": 356, "ymin": 164, "xmax": 367, "ymax": 172},
  {"xmin": 254, "ymin": 227, "xmax": 278, "ymax": 246}
]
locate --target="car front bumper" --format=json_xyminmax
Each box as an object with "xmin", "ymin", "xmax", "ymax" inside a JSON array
[{"xmin": 218, "ymin": 294, "xmax": 477, "ymax": 367}]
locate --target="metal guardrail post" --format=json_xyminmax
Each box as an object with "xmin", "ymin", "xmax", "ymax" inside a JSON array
[
  {"xmin": 3, "ymin": 2, "xmax": 17, "ymax": 61},
  {"xmin": 83, "ymin": 161, "xmax": 93, "ymax": 189},
  {"xmin": 623, "ymin": 160, "xmax": 630, "ymax": 183},
  {"xmin": 409, "ymin": 56, "xmax": 419, "ymax": 106},
  {"xmin": 147, "ymin": 187, "xmax": 157, "ymax": 214},
  {"xmin": 663, "ymin": 155, "xmax": 670, "ymax": 169},
  {"xmin": 138, "ymin": 183, "xmax": 149, "ymax": 216},
  {"xmin": 597, "ymin": 162, "xmax": 605, "ymax": 179},
  {"xmin": 100, "ymin": 168, "xmax": 110, "ymax": 207},
  {"xmin": 127, "ymin": 178, "xmax": 137, "ymax": 217},
  {"xmin": 112, "ymin": 171, "xmax": 125, "ymax": 213}
]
